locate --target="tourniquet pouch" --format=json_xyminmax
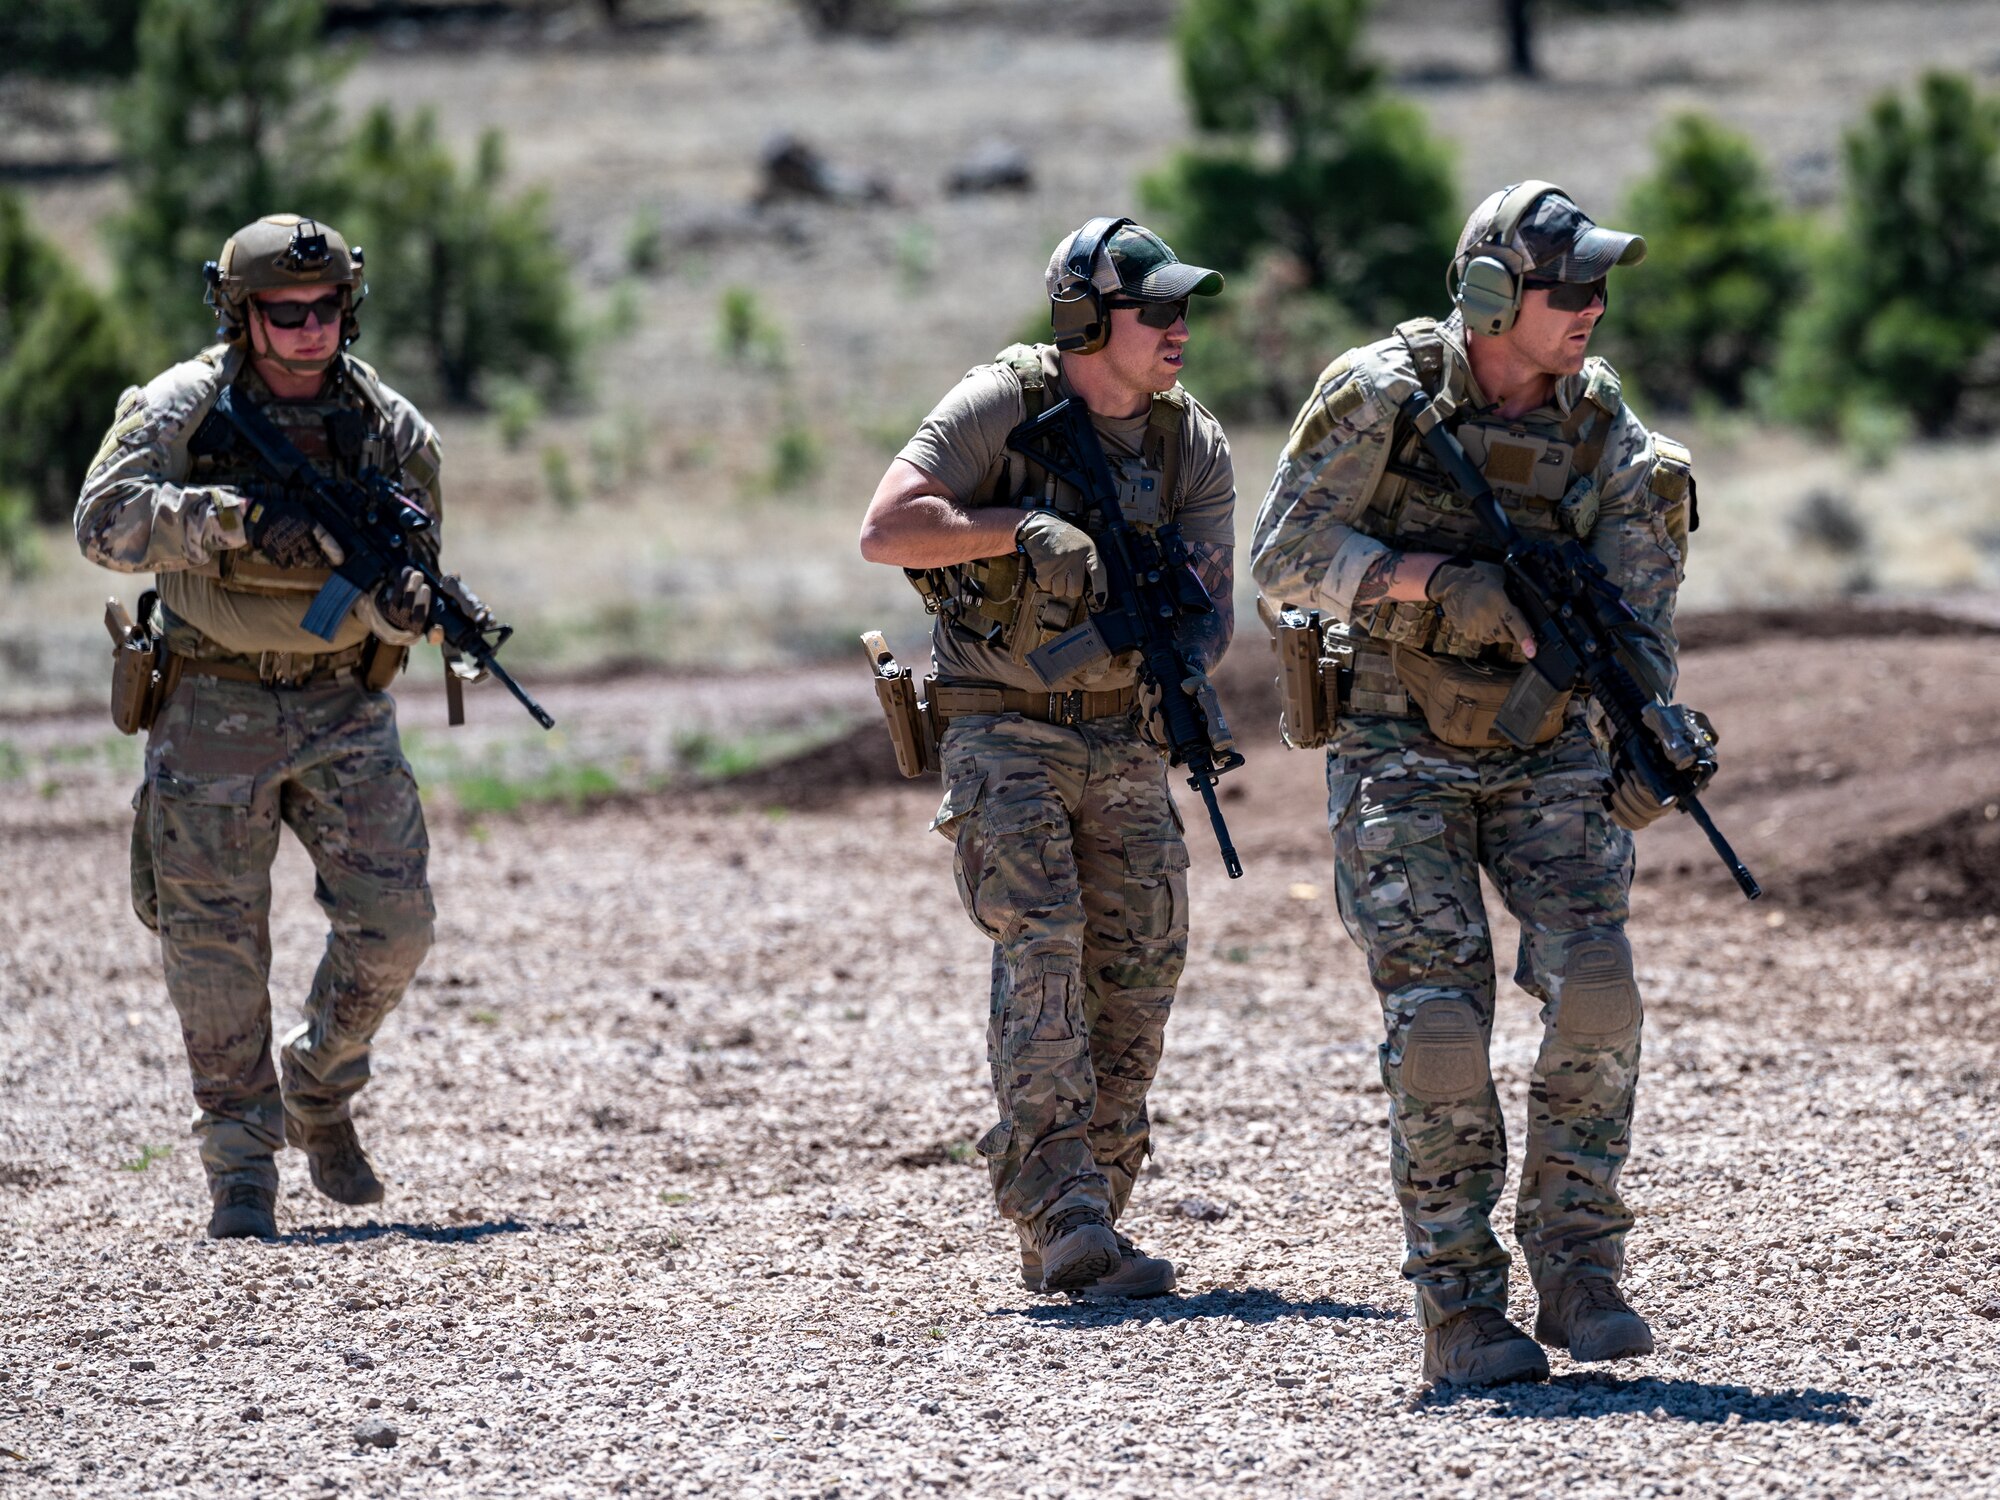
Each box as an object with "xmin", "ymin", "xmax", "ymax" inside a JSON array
[{"xmin": 1390, "ymin": 643, "xmax": 1568, "ymax": 749}]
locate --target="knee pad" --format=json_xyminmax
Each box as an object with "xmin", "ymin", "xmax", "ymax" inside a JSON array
[
  {"xmin": 1556, "ymin": 931, "xmax": 1641, "ymax": 1046},
  {"xmin": 1399, "ymin": 998, "xmax": 1491, "ymax": 1104}
]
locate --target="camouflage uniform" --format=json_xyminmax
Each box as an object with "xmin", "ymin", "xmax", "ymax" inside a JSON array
[
  {"xmin": 899, "ymin": 331, "xmax": 1235, "ymax": 1246},
  {"xmin": 936, "ymin": 713, "xmax": 1189, "ymax": 1229},
  {"xmin": 78, "ymin": 339, "xmax": 442, "ymax": 1208},
  {"xmin": 1251, "ymin": 308, "xmax": 1691, "ymax": 1328}
]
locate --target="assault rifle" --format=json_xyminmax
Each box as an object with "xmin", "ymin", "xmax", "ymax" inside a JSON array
[
  {"xmin": 1402, "ymin": 390, "xmax": 1760, "ymax": 899},
  {"xmin": 208, "ymin": 387, "xmax": 555, "ymax": 730},
  {"xmin": 1006, "ymin": 397, "xmax": 1246, "ymax": 879}
]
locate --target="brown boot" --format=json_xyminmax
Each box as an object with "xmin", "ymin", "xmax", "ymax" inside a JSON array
[
  {"xmin": 207, "ymin": 1183, "xmax": 277, "ymax": 1240},
  {"xmin": 1021, "ymin": 1232, "xmax": 1177, "ymax": 1299},
  {"xmin": 1422, "ymin": 1306, "xmax": 1551, "ymax": 1387},
  {"xmin": 1536, "ymin": 1274, "xmax": 1655, "ymax": 1362},
  {"xmin": 1033, "ymin": 1206, "xmax": 1119, "ymax": 1293},
  {"xmin": 285, "ymin": 1115, "xmax": 385, "ymax": 1206}
]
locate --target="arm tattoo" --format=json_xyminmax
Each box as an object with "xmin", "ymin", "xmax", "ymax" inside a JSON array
[
  {"xmin": 1348, "ymin": 549, "xmax": 1401, "ymax": 609},
  {"xmin": 1180, "ymin": 540, "xmax": 1236, "ymax": 671}
]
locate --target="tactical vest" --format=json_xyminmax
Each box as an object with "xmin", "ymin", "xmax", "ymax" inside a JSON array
[
  {"xmin": 906, "ymin": 343, "xmax": 1187, "ymax": 663},
  {"xmin": 185, "ymin": 354, "xmax": 425, "ymax": 599},
  {"xmin": 1346, "ymin": 317, "xmax": 1627, "ymax": 661}
]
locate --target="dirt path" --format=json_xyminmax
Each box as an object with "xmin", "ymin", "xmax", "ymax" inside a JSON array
[{"xmin": 3, "ymin": 627, "xmax": 1998, "ymax": 1497}]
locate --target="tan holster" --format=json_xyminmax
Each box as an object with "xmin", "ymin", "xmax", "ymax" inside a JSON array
[
  {"xmin": 1272, "ymin": 605, "xmax": 1350, "ymax": 750},
  {"xmin": 105, "ymin": 592, "xmax": 182, "ymax": 736},
  {"xmin": 1390, "ymin": 644, "xmax": 1569, "ymax": 750},
  {"xmin": 862, "ymin": 631, "xmax": 939, "ymax": 779}
]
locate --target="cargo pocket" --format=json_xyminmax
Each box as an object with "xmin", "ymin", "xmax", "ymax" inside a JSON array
[
  {"xmin": 1340, "ymin": 807, "xmax": 1448, "ymax": 941},
  {"xmin": 150, "ymin": 771, "xmax": 255, "ymax": 884},
  {"xmin": 955, "ymin": 792, "xmax": 1073, "ymax": 943},
  {"xmin": 1123, "ymin": 836, "xmax": 1190, "ymax": 943},
  {"xmin": 129, "ymin": 783, "xmax": 159, "ymax": 932},
  {"xmin": 931, "ymin": 771, "xmax": 985, "ymax": 838},
  {"xmin": 338, "ymin": 763, "xmax": 429, "ymax": 861},
  {"xmin": 1326, "ymin": 768, "xmax": 1361, "ymax": 833}
]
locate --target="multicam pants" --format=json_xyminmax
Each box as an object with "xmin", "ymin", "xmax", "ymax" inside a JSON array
[
  {"xmin": 1327, "ymin": 714, "xmax": 1641, "ymax": 1327},
  {"xmin": 131, "ymin": 672, "xmax": 434, "ymax": 1203},
  {"xmin": 934, "ymin": 712, "xmax": 1190, "ymax": 1233}
]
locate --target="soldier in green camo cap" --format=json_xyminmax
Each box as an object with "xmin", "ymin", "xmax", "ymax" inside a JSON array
[
  {"xmin": 76, "ymin": 213, "xmax": 474, "ymax": 1240},
  {"xmin": 1252, "ymin": 182, "xmax": 1700, "ymax": 1385},
  {"xmin": 858, "ymin": 218, "xmax": 1234, "ymax": 1299}
]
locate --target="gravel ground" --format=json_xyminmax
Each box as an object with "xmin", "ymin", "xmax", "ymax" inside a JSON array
[{"xmin": 4, "ymin": 630, "xmax": 1999, "ymax": 1498}]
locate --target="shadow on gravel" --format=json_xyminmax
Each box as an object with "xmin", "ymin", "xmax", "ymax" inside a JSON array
[
  {"xmin": 995, "ymin": 1286, "xmax": 1406, "ymax": 1328},
  {"xmin": 1421, "ymin": 1372, "xmax": 1867, "ymax": 1425},
  {"xmin": 280, "ymin": 1216, "xmax": 543, "ymax": 1247}
]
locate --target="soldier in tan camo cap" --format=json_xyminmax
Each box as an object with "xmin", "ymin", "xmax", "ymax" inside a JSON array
[
  {"xmin": 1251, "ymin": 183, "xmax": 1701, "ymax": 1385},
  {"xmin": 76, "ymin": 214, "xmax": 459, "ymax": 1240},
  {"xmin": 859, "ymin": 219, "xmax": 1235, "ymax": 1299}
]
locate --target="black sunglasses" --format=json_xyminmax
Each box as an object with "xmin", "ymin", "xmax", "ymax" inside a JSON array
[
  {"xmin": 1106, "ymin": 296, "xmax": 1191, "ymax": 329},
  {"xmin": 1524, "ymin": 277, "xmax": 1608, "ymax": 313},
  {"xmin": 254, "ymin": 292, "xmax": 345, "ymax": 329}
]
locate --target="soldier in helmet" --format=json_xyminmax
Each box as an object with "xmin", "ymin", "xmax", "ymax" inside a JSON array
[
  {"xmin": 77, "ymin": 213, "xmax": 457, "ymax": 1239},
  {"xmin": 858, "ymin": 218, "xmax": 1236, "ymax": 1298},
  {"xmin": 1251, "ymin": 184, "xmax": 1702, "ymax": 1384}
]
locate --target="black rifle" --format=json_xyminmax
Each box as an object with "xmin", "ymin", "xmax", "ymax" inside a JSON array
[
  {"xmin": 1402, "ymin": 390, "xmax": 1759, "ymax": 899},
  {"xmin": 209, "ymin": 386, "xmax": 554, "ymax": 730},
  {"xmin": 1007, "ymin": 397, "xmax": 1246, "ymax": 878}
]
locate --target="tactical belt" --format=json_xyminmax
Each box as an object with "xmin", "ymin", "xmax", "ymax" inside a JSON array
[
  {"xmin": 931, "ymin": 679, "xmax": 1138, "ymax": 728},
  {"xmin": 178, "ymin": 642, "xmax": 371, "ymax": 689}
]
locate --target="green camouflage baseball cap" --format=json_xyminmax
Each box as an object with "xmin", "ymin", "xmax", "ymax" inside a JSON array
[
  {"xmin": 1046, "ymin": 220, "xmax": 1225, "ymax": 302},
  {"xmin": 1456, "ymin": 186, "xmax": 1646, "ymax": 282}
]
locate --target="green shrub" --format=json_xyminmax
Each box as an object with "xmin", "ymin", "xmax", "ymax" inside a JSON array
[
  {"xmin": 1176, "ymin": 259, "xmax": 1363, "ymax": 424},
  {"xmin": 1141, "ymin": 0, "xmax": 1458, "ymax": 326},
  {"xmin": 1771, "ymin": 72, "xmax": 2000, "ymax": 437},
  {"xmin": 0, "ymin": 0, "xmax": 145, "ymax": 79},
  {"xmin": 1608, "ymin": 113, "xmax": 1805, "ymax": 411},
  {"xmin": 0, "ymin": 489, "xmax": 43, "ymax": 579},
  {"xmin": 717, "ymin": 286, "xmax": 785, "ymax": 367},
  {"xmin": 339, "ymin": 108, "xmax": 580, "ymax": 406},
  {"xmin": 107, "ymin": 0, "xmax": 348, "ymax": 357},
  {"xmin": 0, "ymin": 191, "xmax": 141, "ymax": 523}
]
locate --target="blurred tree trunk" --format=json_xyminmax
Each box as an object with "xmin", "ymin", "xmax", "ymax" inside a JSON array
[{"xmin": 1504, "ymin": 0, "xmax": 1536, "ymax": 77}]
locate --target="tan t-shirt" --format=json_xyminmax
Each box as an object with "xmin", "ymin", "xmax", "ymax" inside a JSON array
[{"xmin": 897, "ymin": 350, "xmax": 1234, "ymax": 693}]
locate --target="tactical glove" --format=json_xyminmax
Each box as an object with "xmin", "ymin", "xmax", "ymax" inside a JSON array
[
  {"xmin": 243, "ymin": 488, "xmax": 343, "ymax": 571},
  {"xmin": 1425, "ymin": 558, "xmax": 1535, "ymax": 653},
  {"xmin": 1016, "ymin": 513, "xmax": 1104, "ymax": 603},
  {"xmin": 356, "ymin": 566, "xmax": 434, "ymax": 647},
  {"xmin": 1606, "ymin": 759, "xmax": 1672, "ymax": 831},
  {"xmin": 1137, "ymin": 667, "xmax": 1236, "ymax": 759}
]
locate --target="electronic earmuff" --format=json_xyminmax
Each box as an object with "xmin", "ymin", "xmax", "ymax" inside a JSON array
[
  {"xmin": 1449, "ymin": 179, "xmax": 1566, "ymax": 338},
  {"xmin": 1050, "ymin": 214, "xmax": 1134, "ymax": 355}
]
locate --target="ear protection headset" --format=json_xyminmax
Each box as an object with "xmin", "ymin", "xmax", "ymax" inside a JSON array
[
  {"xmin": 1449, "ymin": 180, "xmax": 1566, "ymax": 338},
  {"xmin": 1050, "ymin": 215, "xmax": 1134, "ymax": 355}
]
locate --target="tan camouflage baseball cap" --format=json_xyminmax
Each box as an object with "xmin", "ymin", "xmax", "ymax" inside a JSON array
[
  {"xmin": 1046, "ymin": 220, "xmax": 1224, "ymax": 302},
  {"xmin": 1456, "ymin": 186, "xmax": 1646, "ymax": 281}
]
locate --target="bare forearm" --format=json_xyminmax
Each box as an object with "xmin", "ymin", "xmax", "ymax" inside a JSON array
[
  {"xmin": 858, "ymin": 496, "xmax": 1023, "ymax": 569},
  {"xmin": 1349, "ymin": 548, "xmax": 1451, "ymax": 609},
  {"xmin": 858, "ymin": 458, "xmax": 1023, "ymax": 569}
]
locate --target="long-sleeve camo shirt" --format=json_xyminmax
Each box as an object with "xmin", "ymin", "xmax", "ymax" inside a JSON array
[{"xmin": 1250, "ymin": 316, "xmax": 1689, "ymax": 697}]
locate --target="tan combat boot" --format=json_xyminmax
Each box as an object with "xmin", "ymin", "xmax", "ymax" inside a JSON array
[
  {"xmin": 207, "ymin": 1183, "xmax": 277, "ymax": 1240},
  {"xmin": 1033, "ymin": 1205, "xmax": 1120, "ymax": 1293},
  {"xmin": 1021, "ymin": 1231, "xmax": 1177, "ymax": 1299},
  {"xmin": 285, "ymin": 1115, "xmax": 385, "ymax": 1206},
  {"xmin": 1422, "ymin": 1306, "xmax": 1551, "ymax": 1387},
  {"xmin": 1536, "ymin": 1273, "xmax": 1655, "ymax": 1362}
]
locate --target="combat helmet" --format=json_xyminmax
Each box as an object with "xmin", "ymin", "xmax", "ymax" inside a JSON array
[{"xmin": 203, "ymin": 213, "xmax": 366, "ymax": 349}]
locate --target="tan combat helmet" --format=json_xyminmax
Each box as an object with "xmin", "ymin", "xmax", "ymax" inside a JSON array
[{"xmin": 203, "ymin": 212, "xmax": 367, "ymax": 350}]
